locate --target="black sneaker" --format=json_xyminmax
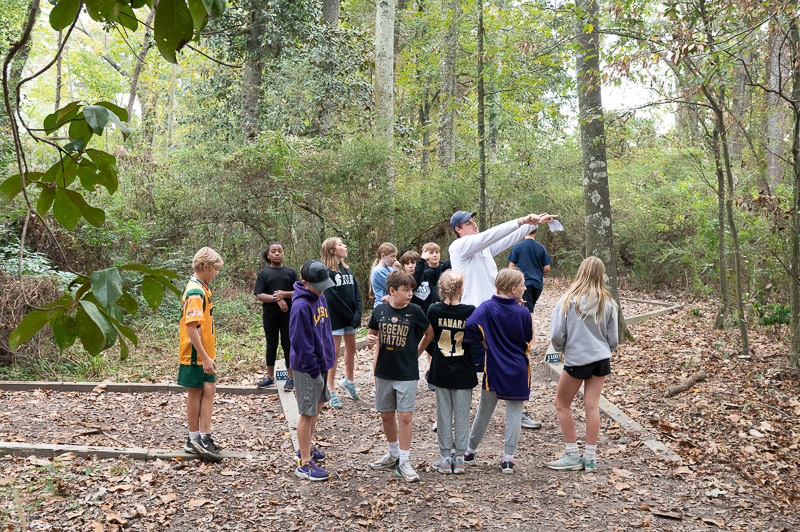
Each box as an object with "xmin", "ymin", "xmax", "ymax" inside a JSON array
[
  {"xmin": 190, "ymin": 436, "xmax": 222, "ymax": 462},
  {"xmin": 256, "ymin": 376, "xmax": 275, "ymax": 388},
  {"xmin": 284, "ymin": 378, "xmax": 294, "ymax": 391},
  {"xmin": 184, "ymin": 437, "xmax": 197, "ymax": 454},
  {"xmin": 463, "ymin": 452, "xmax": 477, "ymax": 466},
  {"xmin": 500, "ymin": 461, "xmax": 514, "ymax": 474},
  {"xmin": 203, "ymin": 434, "xmax": 222, "ymax": 454}
]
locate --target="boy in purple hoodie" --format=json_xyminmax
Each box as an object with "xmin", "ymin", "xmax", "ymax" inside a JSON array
[{"xmin": 290, "ymin": 260, "xmax": 337, "ymax": 481}]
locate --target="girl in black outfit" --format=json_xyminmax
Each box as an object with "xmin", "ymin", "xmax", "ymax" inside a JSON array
[{"xmin": 253, "ymin": 242, "xmax": 298, "ymax": 391}]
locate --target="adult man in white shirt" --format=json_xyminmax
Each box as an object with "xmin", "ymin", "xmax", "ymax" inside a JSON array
[{"xmin": 448, "ymin": 210, "xmax": 557, "ymax": 429}]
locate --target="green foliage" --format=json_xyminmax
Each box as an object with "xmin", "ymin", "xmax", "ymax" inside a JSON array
[{"xmin": 752, "ymin": 302, "xmax": 791, "ymax": 327}]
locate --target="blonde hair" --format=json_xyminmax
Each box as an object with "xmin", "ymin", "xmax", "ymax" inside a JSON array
[
  {"xmin": 193, "ymin": 247, "xmax": 223, "ymax": 272},
  {"xmin": 371, "ymin": 242, "xmax": 398, "ymax": 268},
  {"xmin": 557, "ymin": 256, "xmax": 616, "ymax": 322},
  {"xmin": 422, "ymin": 242, "xmax": 440, "ymax": 253},
  {"xmin": 438, "ymin": 270, "xmax": 464, "ymax": 304},
  {"xmin": 399, "ymin": 250, "xmax": 420, "ymax": 265},
  {"xmin": 321, "ymin": 237, "xmax": 348, "ymax": 272},
  {"xmin": 495, "ymin": 268, "xmax": 524, "ymax": 295}
]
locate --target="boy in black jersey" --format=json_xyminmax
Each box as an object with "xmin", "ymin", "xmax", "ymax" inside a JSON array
[{"xmin": 366, "ymin": 271, "xmax": 434, "ymax": 482}]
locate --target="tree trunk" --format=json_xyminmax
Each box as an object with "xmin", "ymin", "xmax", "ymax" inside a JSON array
[
  {"xmin": 765, "ymin": 11, "xmax": 790, "ymax": 188},
  {"xmin": 437, "ymin": 0, "xmax": 458, "ymax": 168},
  {"xmin": 788, "ymin": 13, "xmax": 800, "ymax": 369},
  {"xmin": 242, "ymin": 1, "xmax": 265, "ymax": 142},
  {"xmin": 420, "ymin": 90, "xmax": 431, "ymax": 169},
  {"xmin": 319, "ymin": 0, "xmax": 339, "ymax": 135},
  {"xmin": 575, "ymin": 0, "xmax": 632, "ymax": 342},
  {"xmin": 712, "ymin": 126, "xmax": 730, "ymax": 329},
  {"xmin": 4, "ymin": 0, "xmax": 37, "ymax": 122},
  {"xmin": 126, "ymin": 4, "xmax": 157, "ymax": 121},
  {"xmin": 375, "ymin": 0, "xmax": 395, "ymax": 189},
  {"xmin": 477, "ymin": 0, "xmax": 487, "ymax": 229},
  {"xmin": 730, "ymin": 54, "xmax": 750, "ymax": 168}
]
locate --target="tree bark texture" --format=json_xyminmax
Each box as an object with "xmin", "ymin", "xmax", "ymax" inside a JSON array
[
  {"xmin": 437, "ymin": 0, "xmax": 458, "ymax": 168},
  {"xmin": 126, "ymin": 4, "xmax": 157, "ymax": 121},
  {"xmin": 765, "ymin": 13, "xmax": 790, "ymax": 188},
  {"xmin": 477, "ymin": 0, "xmax": 487, "ymax": 229},
  {"xmin": 374, "ymin": 0, "xmax": 395, "ymax": 144},
  {"xmin": 575, "ymin": 0, "xmax": 631, "ymax": 342},
  {"xmin": 242, "ymin": 0, "xmax": 266, "ymax": 142},
  {"xmin": 788, "ymin": 12, "xmax": 800, "ymax": 368},
  {"xmin": 711, "ymin": 127, "xmax": 731, "ymax": 330},
  {"xmin": 322, "ymin": 0, "xmax": 339, "ymax": 24}
]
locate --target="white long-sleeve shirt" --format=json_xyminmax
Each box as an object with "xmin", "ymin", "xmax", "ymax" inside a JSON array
[{"xmin": 448, "ymin": 219, "xmax": 535, "ymax": 307}]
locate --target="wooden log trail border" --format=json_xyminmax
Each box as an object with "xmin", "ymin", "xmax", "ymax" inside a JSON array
[{"xmin": 2, "ymin": 303, "xmax": 684, "ymax": 463}]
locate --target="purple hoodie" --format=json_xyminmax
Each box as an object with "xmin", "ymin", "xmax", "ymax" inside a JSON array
[{"xmin": 289, "ymin": 281, "xmax": 335, "ymax": 378}]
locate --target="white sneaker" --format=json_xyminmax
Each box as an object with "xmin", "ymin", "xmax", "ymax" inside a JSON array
[
  {"xmin": 395, "ymin": 460, "xmax": 420, "ymax": 482},
  {"xmin": 369, "ymin": 452, "xmax": 399, "ymax": 470},
  {"xmin": 521, "ymin": 411, "xmax": 542, "ymax": 429}
]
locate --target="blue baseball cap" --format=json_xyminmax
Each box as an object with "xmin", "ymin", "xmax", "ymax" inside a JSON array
[{"xmin": 450, "ymin": 211, "xmax": 477, "ymax": 231}]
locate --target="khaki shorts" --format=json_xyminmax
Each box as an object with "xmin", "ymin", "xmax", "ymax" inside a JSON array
[{"xmin": 178, "ymin": 364, "xmax": 216, "ymax": 388}]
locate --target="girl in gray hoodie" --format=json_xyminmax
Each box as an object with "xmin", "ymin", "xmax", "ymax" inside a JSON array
[{"xmin": 547, "ymin": 257, "xmax": 618, "ymax": 473}]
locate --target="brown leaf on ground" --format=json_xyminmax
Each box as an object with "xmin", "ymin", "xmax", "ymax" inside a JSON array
[{"xmin": 106, "ymin": 512, "xmax": 127, "ymax": 525}]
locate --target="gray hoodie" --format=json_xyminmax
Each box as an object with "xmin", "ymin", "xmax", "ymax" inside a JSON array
[{"xmin": 550, "ymin": 296, "xmax": 618, "ymax": 366}]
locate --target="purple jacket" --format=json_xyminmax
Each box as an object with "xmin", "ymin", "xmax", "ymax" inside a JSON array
[
  {"xmin": 465, "ymin": 295, "xmax": 532, "ymax": 401},
  {"xmin": 289, "ymin": 281, "xmax": 335, "ymax": 378}
]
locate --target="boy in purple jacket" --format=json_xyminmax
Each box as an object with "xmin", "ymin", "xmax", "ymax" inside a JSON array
[{"xmin": 290, "ymin": 260, "xmax": 336, "ymax": 481}]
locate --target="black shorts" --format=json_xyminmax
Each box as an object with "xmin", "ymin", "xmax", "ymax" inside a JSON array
[
  {"xmin": 522, "ymin": 285, "xmax": 543, "ymax": 313},
  {"xmin": 564, "ymin": 359, "xmax": 610, "ymax": 380}
]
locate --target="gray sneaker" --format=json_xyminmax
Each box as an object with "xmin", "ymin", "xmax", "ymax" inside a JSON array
[
  {"xmin": 395, "ymin": 460, "xmax": 420, "ymax": 482},
  {"xmin": 369, "ymin": 452, "xmax": 399, "ymax": 470},
  {"xmin": 453, "ymin": 455, "xmax": 466, "ymax": 474},
  {"xmin": 521, "ymin": 411, "xmax": 542, "ymax": 429},
  {"xmin": 546, "ymin": 453, "xmax": 584, "ymax": 471},
  {"xmin": 339, "ymin": 378, "xmax": 360, "ymax": 400},
  {"xmin": 433, "ymin": 456, "xmax": 453, "ymax": 474}
]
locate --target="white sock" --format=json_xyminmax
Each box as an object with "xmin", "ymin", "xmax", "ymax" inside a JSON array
[
  {"xmin": 466, "ymin": 447, "xmax": 476, "ymax": 455},
  {"xmin": 388, "ymin": 440, "xmax": 400, "ymax": 457},
  {"xmin": 584, "ymin": 444, "xmax": 597, "ymax": 462},
  {"xmin": 565, "ymin": 442, "xmax": 579, "ymax": 458},
  {"xmin": 502, "ymin": 454, "xmax": 514, "ymax": 463},
  {"xmin": 189, "ymin": 431, "xmax": 200, "ymax": 442},
  {"xmin": 398, "ymin": 449, "xmax": 410, "ymax": 464}
]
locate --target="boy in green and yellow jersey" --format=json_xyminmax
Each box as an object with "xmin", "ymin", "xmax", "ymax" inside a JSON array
[{"xmin": 178, "ymin": 247, "xmax": 224, "ymax": 462}]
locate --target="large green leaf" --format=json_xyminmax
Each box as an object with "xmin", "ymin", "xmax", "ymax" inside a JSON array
[
  {"xmin": 95, "ymin": 101, "xmax": 129, "ymax": 123},
  {"xmin": 117, "ymin": 292, "xmax": 139, "ymax": 315},
  {"xmin": 50, "ymin": 0, "xmax": 81, "ymax": 30},
  {"xmin": 0, "ymin": 174, "xmax": 22, "ymax": 204},
  {"xmin": 119, "ymin": 263, "xmax": 180, "ymax": 279},
  {"xmin": 83, "ymin": 105, "xmax": 110, "ymax": 134},
  {"xmin": 154, "ymin": 0, "xmax": 194, "ymax": 64},
  {"xmin": 104, "ymin": 108, "xmax": 131, "ymax": 139},
  {"xmin": 66, "ymin": 118, "xmax": 93, "ymax": 152},
  {"xmin": 141, "ymin": 275, "xmax": 165, "ymax": 310},
  {"xmin": 118, "ymin": 4, "xmax": 139, "ymax": 31},
  {"xmin": 206, "ymin": 0, "xmax": 225, "ymax": 19},
  {"xmin": 91, "ymin": 267, "xmax": 123, "ymax": 309},
  {"xmin": 50, "ymin": 309, "xmax": 78, "ymax": 352},
  {"xmin": 78, "ymin": 300, "xmax": 116, "ymax": 353},
  {"xmin": 53, "ymin": 187, "xmax": 81, "ymax": 230},
  {"xmin": 37, "ymin": 185, "xmax": 56, "ymax": 216},
  {"xmin": 9, "ymin": 309, "xmax": 51, "ymax": 350},
  {"xmin": 152, "ymin": 274, "xmax": 181, "ymax": 297},
  {"xmin": 86, "ymin": 149, "xmax": 119, "ymax": 193},
  {"xmin": 187, "ymin": 0, "xmax": 209, "ymax": 33},
  {"xmin": 44, "ymin": 101, "xmax": 81, "ymax": 134},
  {"xmin": 63, "ymin": 188, "xmax": 105, "ymax": 227},
  {"xmin": 85, "ymin": 0, "xmax": 121, "ymax": 22}
]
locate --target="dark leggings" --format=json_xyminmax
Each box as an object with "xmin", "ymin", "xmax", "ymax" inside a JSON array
[{"xmin": 263, "ymin": 314, "xmax": 290, "ymax": 367}]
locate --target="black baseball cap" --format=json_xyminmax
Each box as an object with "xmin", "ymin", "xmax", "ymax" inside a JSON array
[
  {"xmin": 300, "ymin": 260, "xmax": 335, "ymax": 292},
  {"xmin": 450, "ymin": 210, "xmax": 477, "ymax": 231}
]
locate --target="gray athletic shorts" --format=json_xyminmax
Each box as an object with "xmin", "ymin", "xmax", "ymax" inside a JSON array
[
  {"xmin": 375, "ymin": 377, "xmax": 418, "ymax": 413},
  {"xmin": 294, "ymin": 370, "xmax": 329, "ymax": 416}
]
